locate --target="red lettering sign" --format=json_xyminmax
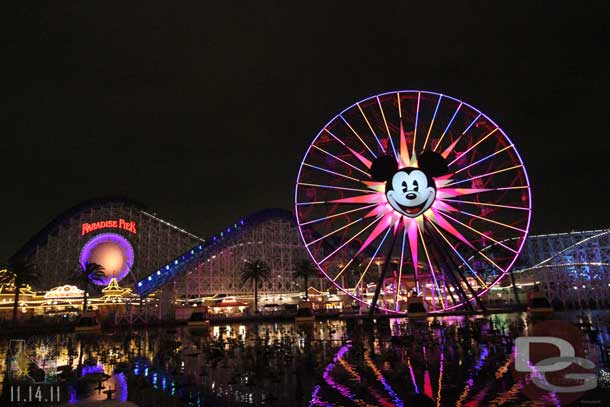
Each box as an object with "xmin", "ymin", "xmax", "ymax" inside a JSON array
[{"xmin": 81, "ymin": 219, "xmax": 137, "ymax": 236}]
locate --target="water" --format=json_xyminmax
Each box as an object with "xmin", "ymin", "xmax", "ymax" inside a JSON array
[{"xmin": 1, "ymin": 311, "xmax": 610, "ymax": 406}]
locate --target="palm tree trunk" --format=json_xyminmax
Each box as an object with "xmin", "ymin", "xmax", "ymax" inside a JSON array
[
  {"xmin": 82, "ymin": 280, "xmax": 89, "ymax": 313},
  {"xmin": 78, "ymin": 341, "xmax": 84, "ymax": 370},
  {"xmin": 509, "ymin": 269, "xmax": 521, "ymax": 306},
  {"xmin": 12, "ymin": 285, "xmax": 20, "ymax": 327},
  {"xmin": 254, "ymin": 281, "xmax": 258, "ymax": 313}
]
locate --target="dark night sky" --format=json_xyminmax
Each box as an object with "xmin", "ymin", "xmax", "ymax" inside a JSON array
[{"xmin": 2, "ymin": 2, "xmax": 609, "ymax": 261}]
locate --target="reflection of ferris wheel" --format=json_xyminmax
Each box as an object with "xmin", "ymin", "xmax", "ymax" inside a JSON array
[{"xmin": 295, "ymin": 91, "xmax": 531, "ymax": 313}]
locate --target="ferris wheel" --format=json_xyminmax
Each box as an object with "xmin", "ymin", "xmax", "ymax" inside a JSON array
[{"xmin": 295, "ymin": 90, "xmax": 531, "ymax": 313}]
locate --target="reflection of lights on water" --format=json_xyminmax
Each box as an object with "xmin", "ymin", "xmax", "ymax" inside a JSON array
[
  {"xmin": 320, "ymin": 344, "xmax": 357, "ymax": 402},
  {"xmin": 115, "ymin": 372, "xmax": 128, "ymax": 402},
  {"xmin": 437, "ymin": 344, "xmax": 444, "ymax": 407},
  {"xmin": 456, "ymin": 345, "xmax": 489, "ymax": 406},
  {"xmin": 495, "ymin": 357, "xmax": 512, "ymax": 380},
  {"xmin": 81, "ymin": 364, "xmax": 104, "ymax": 376},
  {"xmin": 424, "ymin": 370, "xmax": 433, "ymax": 400},
  {"xmin": 29, "ymin": 317, "xmax": 587, "ymax": 406},
  {"xmin": 333, "ymin": 353, "xmax": 391, "ymax": 405},
  {"xmin": 599, "ymin": 368, "xmax": 610, "ymax": 388},
  {"xmin": 364, "ymin": 350, "xmax": 403, "ymax": 407},
  {"xmin": 310, "ymin": 385, "xmax": 322, "ymax": 406},
  {"xmin": 488, "ymin": 382, "xmax": 522, "ymax": 405},
  {"xmin": 407, "ymin": 357, "xmax": 419, "ymax": 394},
  {"xmin": 69, "ymin": 387, "xmax": 77, "ymax": 403}
]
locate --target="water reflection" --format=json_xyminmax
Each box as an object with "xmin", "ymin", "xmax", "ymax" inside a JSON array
[{"xmin": 0, "ymin": 311, "xmax": 609, "ymax": 406}]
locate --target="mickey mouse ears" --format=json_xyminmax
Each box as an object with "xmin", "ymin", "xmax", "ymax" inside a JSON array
[
  {"xmin": 369, "ymin": 155, "xmax": 397, "ymax": 181},
  {"xmin": 417, "ymin": 151, "xmax": 449, "ymax": 177},
  {"xmin": 369, "ymin": 151, "xmax": 449, "ymax": 181}
]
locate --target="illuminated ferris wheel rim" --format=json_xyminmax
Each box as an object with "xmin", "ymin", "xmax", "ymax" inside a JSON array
[
  {"xmin": 300, "ymin": 90, "xmax": 530, "ymax": 168},
  {"xmin": 294, "ymin": 89, "xmax": 532, "ymax": 313}
]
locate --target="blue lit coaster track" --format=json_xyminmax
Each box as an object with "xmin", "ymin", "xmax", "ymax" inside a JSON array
[{"xmin": 134, "ymin": 208, "xmax": 296, "ymax": 297}]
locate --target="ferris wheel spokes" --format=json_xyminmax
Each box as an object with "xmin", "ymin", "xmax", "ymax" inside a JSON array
[
  {"xmin": 375, "ymin": 96, "xmax": 398, "ymax": 160},
  {"xmin": 295, "ymin": 90, "xmax": 531, "ymax": 313},
  {"xmin": 367, "ymin": 228, "xmax": 400, "ymax": 317}
]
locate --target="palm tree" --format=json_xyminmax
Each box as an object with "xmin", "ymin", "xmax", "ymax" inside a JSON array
[
  {"xmin": 293, "ymin": 259, "xmax": 318, "ymax": 301},
  {"xmin": 349, "ymin": 256, "xmax": 365, "ymax": 289},
  {"xmin": 508, "ymin": 268, "xmax": 521, "ymax": 306},
  {"xmin": 75, "ymin": 262, "xmax": 106, "ymax": 313},
  {"xmin": 240, "ymin": 259, "xmax": 271, "ymax": 313},
  {"xmin": 5, "ymin": 257, "xmax": 39, "ymax": 327}
]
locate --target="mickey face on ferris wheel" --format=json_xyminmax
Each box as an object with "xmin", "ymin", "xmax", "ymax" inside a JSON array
[
  {"xmin": 386, "ymin": 169, "xmax": 436, "ymax": 217},
  {"xmin": 371, "ymin": 151, "xmax": 449, "ymax": 218}
]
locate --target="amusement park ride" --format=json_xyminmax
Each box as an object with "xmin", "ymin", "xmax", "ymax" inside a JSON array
[
  {"xmin": 295, "ymin": 90, "xmax": 532, "ymax": 315},
  {"xmin": 3, "ymin": 91, "xmax": 545, "ymax": 319}
]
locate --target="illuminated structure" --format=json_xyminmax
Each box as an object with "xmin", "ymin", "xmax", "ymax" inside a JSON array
[
  {"xmin": 12, "ymin": 197, "xmax": 203, "ymax": 289},
  {"xmin": 0, "ymin": 279, "xmax": 135, "ymax": 316},
  {"xmin": 295, "ymin": 90, "xmax": 531, "ymax": 313},
  {"xmin": 5, "ymin": 200, "xmax": 609, "ymax": 314},
  {"xmin": 208, "ymin": 297, "xmax": 249, "ymax": 315},
  {"xmin": 79, "ymin": 233, "xmax": 135, "ymax": 285},
  {"xmin": 7, "ymin": 201, "xmax": 326, "ymax": 316},
  {"xmin": 44, "ymin": 285, "xmax": 84, "ymax": 303},
  {"xmin": 13, "ymin": 93, "xmax": 610, "ymax": 316},
  {"xmin": 134, "ymin": 209, "xmax": 325, "ymax": 313},
  {"xmin": 101, "ymin": 278, "xmax": 132, "ymax": 302},
  {"xmin": 0, "ymin": 281, "xmax": 40, "ymax": 313},
  {"xmin": 494, "ymin": 229, "xmax": 610, "ymax": 308}
]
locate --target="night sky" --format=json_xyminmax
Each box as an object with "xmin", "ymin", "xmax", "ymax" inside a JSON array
[{"xmin": 3, "ymin": 2, "xmax": 609, "ymax": 261}]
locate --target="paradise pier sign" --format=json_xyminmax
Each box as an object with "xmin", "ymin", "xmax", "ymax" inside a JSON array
[{"xmin": 81, "ymin": 219, "xmax": 137, "ymax": 236}]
